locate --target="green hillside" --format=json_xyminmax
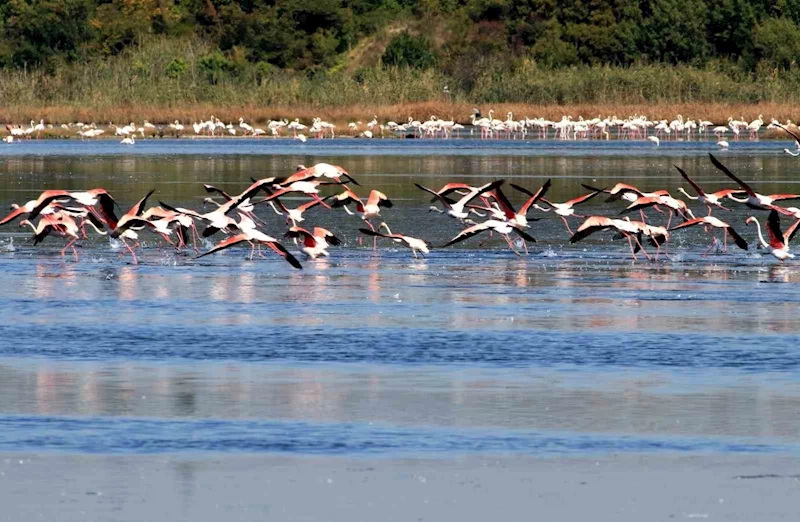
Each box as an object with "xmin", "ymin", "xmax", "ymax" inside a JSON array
[{"xmin": 2, "ymin": 0, "xmax": 800, "ymax": 121}]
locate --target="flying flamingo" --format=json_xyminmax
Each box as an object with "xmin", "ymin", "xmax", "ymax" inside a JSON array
[
  {"xmin": 535, "ymin": 188, "xmax": 603, "ymax": 235},
  {"xmin": 440, "ymin": 219, "xmax": 536, "ymax": 256},
  {"xmin": 285, "ymin": 226, "xmax": 341, "ymax": 258},
  {"xmin": 416, "ymin": 180, "xmax": 503, "ymax": 220},
  {"xmin": 569, "ymin": 216, "xmax": 650, "ymax": 261},
  {"xmin": 674, "ymin": 165, "xmax": 740, "ymax": 214},
  {"xmin": 195, "ymin": 229, "xmax": 302, "ymax": 268},
  {"xmin": 746, "ymin": 210, "xmax": 800, "ymax": 261},
  {"xmin": 775, "ymin": 123, "xmax": 800, "ymax": 156},
  {"xmin": 110, "ymin": 189, "xmax": 156, "ymax": 264},
  {"xmin": 670, "ymin": 216, "xmax": 748, "ymax": 255},
  {"xmin": 709, "ymin": 153, "xmax": 800, "ymax": 212},
  {"xmin": 359, "ymin": 223, "xmax": 430, "ymax": 258}
]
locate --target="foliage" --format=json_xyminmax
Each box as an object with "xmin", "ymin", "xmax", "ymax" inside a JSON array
[
  {"xmin": 4, "ymin": 0, "xmax": 800, "ymax": 103},
  {"xmin": 382, "ymin": 32, "xmax": 436, "ymax": 68}
]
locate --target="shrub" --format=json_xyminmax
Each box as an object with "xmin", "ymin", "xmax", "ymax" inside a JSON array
[{"xmin": 382, "ymin": 32, "xmax": 436, "ymax": 69}]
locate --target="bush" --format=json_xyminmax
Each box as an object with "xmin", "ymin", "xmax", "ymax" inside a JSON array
[
  {"xmin": 165, "ymin": 58, "xmax": 186, "ymax": 79},
  {"xmin": 382, "ymin": 32, "xmax": 437, "ymax": 69},
  {"xmin": 754, "ymin": 18, "xmax": 800, "ymax": 70},
  {"xmin": 198, "ymin": 50, "xmax": 235, "ymax": 84}
]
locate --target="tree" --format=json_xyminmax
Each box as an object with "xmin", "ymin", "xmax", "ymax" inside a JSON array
[
  {"xmin": 382, "ymin": 31, "xmax": 436, "ymax": 68},
  {"xmin": 754, "ymin": 17, "xmax": 800, "ymax": 69},
  {"xmin": 639, "ymin": 0, "xmax": 710, "ymax": 64}
]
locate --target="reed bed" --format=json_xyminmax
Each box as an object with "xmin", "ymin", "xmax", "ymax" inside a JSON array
[{"xmin": 2, "ymin": 37, "xmax": 800, "ymax": 128}]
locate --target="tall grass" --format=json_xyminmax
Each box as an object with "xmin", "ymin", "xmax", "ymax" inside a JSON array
[{"xmin": 1, "ymin": 37, "xmax": 800, "ymax": 126}]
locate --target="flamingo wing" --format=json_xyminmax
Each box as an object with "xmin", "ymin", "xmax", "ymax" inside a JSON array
[
  {"xmin": 415, "ymin": 183, "xmax": 451, "ymax": 209},
  {"xmin": 766, "ymin": 210, "xmax": 787, "ymax": 248},
  {"xmin": 203, "ymin": 184, "xmax": 234, "ymax": 201},
  {"xmin": 669, "ymin": 217, "xmax": 704, "ymax": 231},
  {"xmin": 0, "ymin": 206, "xmax": 30, "ymax": 226},
  {"xmin": 783, "ymin": 217, "xmax": 800, "ymax": 245},
  {"xmin": 195, "ymin": 234, "xmax": 250, "ymax": 258},
  {"xmin": 708, "ymin": 153, "xmax": 756, "ymax": 197},
  {"xmin": 726, "ymin": 225, "xmax": 749, "ymax": 251},
  {"xmin": 569, "ymin": 216, "xmax": 614, "ymax": 243},
  {"xmin": 440, "ymin": 223, "xmax": 487, "ymax": 248},
  {"xmin": 674, "ymin": 165, "xmax": 705, "ymax": 196},
  {"xmin": 768, "ymin": 194, "xmax": 800, "ymax": 202},
  {"xmin": 620, "ymin": 197, "xmax": 660, "ymax": 214},
  {"xmin": 264, "ymin": 241, "xmax": 303, "ymax": 269},
  {"xmin": 488, "ymin": 187, "xmax": 516, "ymax": 219},
  {"xmin": 565, "ymin": 189, "xmax": 603, "ymax": 207},
  {"xmin": 513, "ymin": 179, "xmax": 552, "ymax": 214},
  {"xmin": 776, "ymin": 123, "xmax": 800, "ymax": 145},
  {"xmin": 511, "ymin": 226, "xmax": 536, "ymax": 243},
  {"xmin": 95, "ymin": 192, "xmax": 119, "ymax": 229}
]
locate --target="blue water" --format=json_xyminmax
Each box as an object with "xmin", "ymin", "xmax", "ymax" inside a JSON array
[{"xmin": 1, "ymin": 139, "xmax": 800, "ymax": 458}]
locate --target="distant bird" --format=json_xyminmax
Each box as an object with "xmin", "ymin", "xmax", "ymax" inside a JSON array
[
  {"xmin": 776, "ymin": 122, "xmax": 800, "ymax": 156},
  {"xmin": 120, "ymin": 136, "xmax": 135, "ymax": 145},
  {"xmin": 717, "ymin": 140, "xmax": 729, "ymax": 149},
  {"xmin": 647, "ymin": 136, "xmax": 659, "ymax": 146}
]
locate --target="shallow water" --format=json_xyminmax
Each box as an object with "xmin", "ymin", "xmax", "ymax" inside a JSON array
[{"xmin": 1, "ymin": 138, "xmax": 800, "ymax": 458}]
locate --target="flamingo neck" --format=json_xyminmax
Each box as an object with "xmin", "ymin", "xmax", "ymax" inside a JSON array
[
  {"xmin": 751, "ymin": 219, "xmax": 769, "ymax": 248},
  {"xmin": 677, "ymin": 188, "xmax": 698, "ymax": 200},
  {"xmin": 728, "ymin": 195, "xmax": 747, "ymax": 203}
]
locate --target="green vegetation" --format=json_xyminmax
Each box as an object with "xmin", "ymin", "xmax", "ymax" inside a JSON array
[{"xmin": 2, "ymin": 1, "xmax": 800, "ymax": 120}]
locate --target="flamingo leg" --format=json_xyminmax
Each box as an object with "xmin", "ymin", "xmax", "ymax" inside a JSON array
[
  {"xmin": 560, "ymin": 216, "xmax": 574, "ymax": 236},
  {"xmin": 634, "ymin": 236, "xmax": 651, "ymax": 261},
  {"xmin": 121, "ymin": 239, "xmax": 138, "ymax": 264},
  {"xmin": 503, "ymin": 233, "xmax": 521, "ymax": 256},
  {"xmin": 61, "ymin": 239, "xmax": 77, "ymax": 259},
  {"xmin": 723, "ymin": 230, "xmax": 728, "ymax": 253}
]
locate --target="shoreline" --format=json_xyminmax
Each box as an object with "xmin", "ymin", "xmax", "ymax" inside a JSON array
[
  {"xmin": 3, "ymin": 452, "xmax": 799, "ymax": 521},
  {"xmin": 2, "ymin": 101, "xmax": 799, "ymax": 135}
]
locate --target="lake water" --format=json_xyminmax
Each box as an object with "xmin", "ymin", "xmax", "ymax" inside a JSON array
[{"xmin": 1, "ymin": 137, "xmax": 800, "ymax": 460}]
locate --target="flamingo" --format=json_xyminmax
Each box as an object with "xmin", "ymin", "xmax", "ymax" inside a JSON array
[
  {"xmin": 670, "ymin": 216, "xmax": 748, "ymax": 255},
  {"xmin": 359, "ymin": 223, "xmax": 430, "ymax": 258},
  {"xmin": 330, "ymin": 189, "xmax": 393, "ymax": 231},
  {"xmin": 536, "ymin": 188, "xmax": 603, "ymax": 235},
  {"xmin": 746, "ymin": 210, "xmax": 800, "ymax": 261},
  {"xmin": 285, "ymin": 226, "xmax": 341, "ymax": 258},
  {"xmin": 279, "ymin": 163, "xmax": 360, "ymax": 186},
  {"xmin": 569, "ymin": 216, "xmax": 651, "ymax": 260},
  {"xmin": 583, "ymin": 183, "xmax": 669, "ymax": 203},
  {"xmin": 196, "ymin": 228, "xmax": 302, "ymax": 268},
  {"xmin": 440, "ymin": 219, "xmax": 535, "ymax": 256},
  {"xmin": 120, "ymin": 135, "xmax": 135, "ymax": 145},
  {"xmin": 709, "ymin": 154, "xmax": 800, "ymax": 212},
  {"xmin": 416, "ymin": 180, "xmax": 503, "ymax": 220},
  {"xmin": 674, "ymin": 165, "xmax": 739, "ymax": 214},
  {"xmin": 19, "ymin": 213, "xmax": 86, "ymax": 261},
  {"xmin": 775, "ymin": 123, "xmax": 800, "ymax": 156},
  {"xmin": 621, "ymin": 194, "xmax": 694, "ymax": 229}
]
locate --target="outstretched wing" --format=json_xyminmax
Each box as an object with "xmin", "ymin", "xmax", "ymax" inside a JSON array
[
  {"xmin": 674, "ymin": 165, "xmax": 705, "ymax": 196},
  {"xmin": 766, "ymin": 210, "xmax": 787, "ymax": 248},
  {"xmin": 195, "ymin": 234, "xmax": 250, "ymax": 259},
  {"xmin": 708, "ymin": 153, "xmax": 756, "ymax": 197},
  {"xmin": 726, "ymin": 225, "xmax": 749, "ymax": 251}
]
